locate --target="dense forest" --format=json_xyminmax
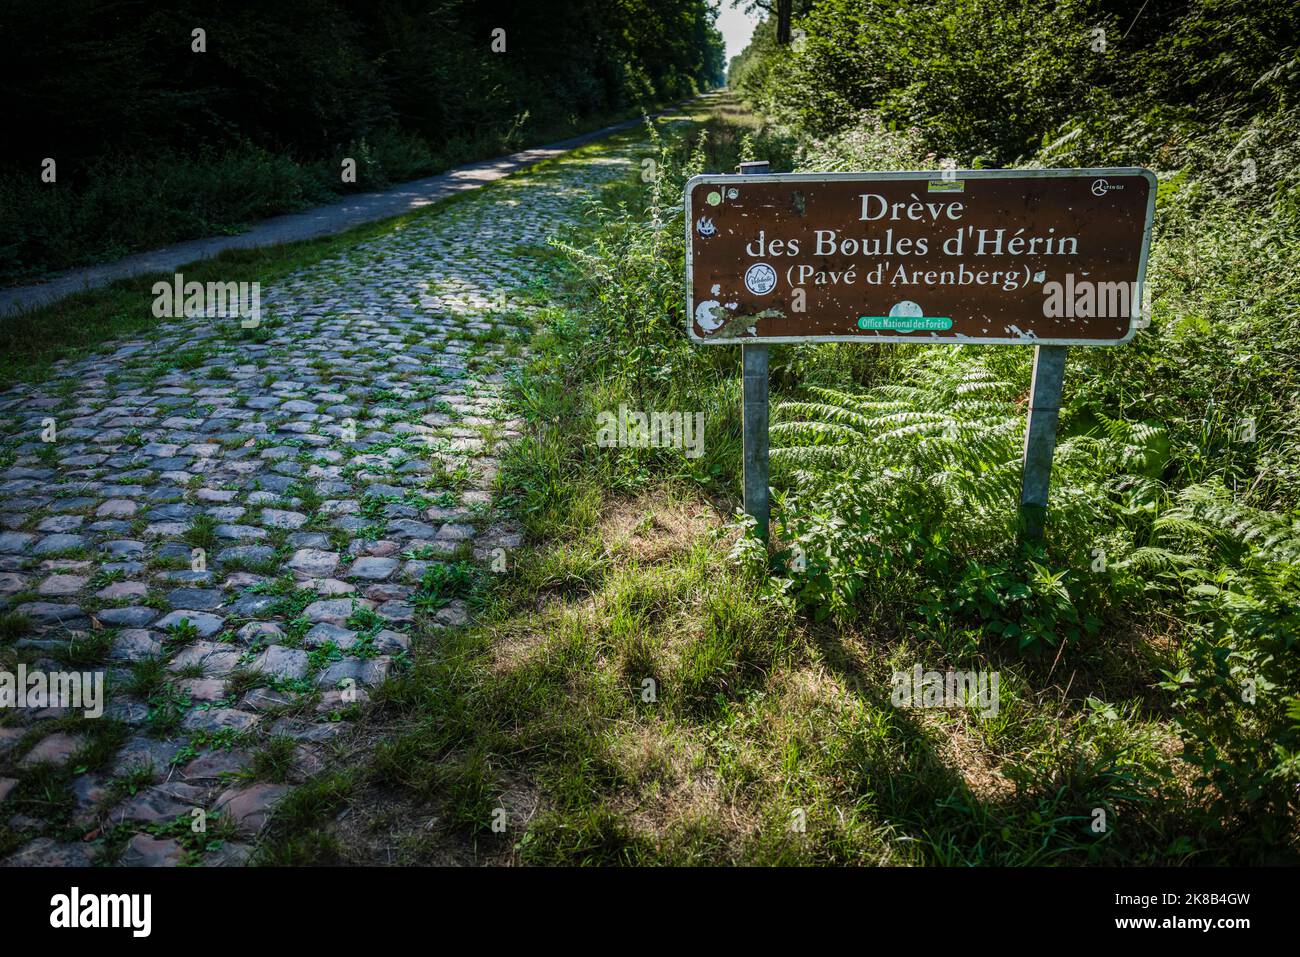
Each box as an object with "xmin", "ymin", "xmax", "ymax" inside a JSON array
[{"xmin": 0, "ymin": 0, "xmax": 725, "ymax": 285}]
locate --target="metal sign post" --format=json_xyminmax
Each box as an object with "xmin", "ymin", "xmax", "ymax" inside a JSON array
[
  {"xmin": 741, "ymin": 343, "xmax": 770, "ymax": 540},
  {"xmin": 684, "ymin": 166, "xmax": 1157, "ymax": 545},
  {"xmin": 738, "ymin": 160, "xmax": 771, "ymax": 541},
  {"xmin": 1019, "ymin": 344, "xmax": 1068, "ymax": 541}
]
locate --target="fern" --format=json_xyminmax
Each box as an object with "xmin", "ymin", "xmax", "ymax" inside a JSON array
[{"xmin": 1158, "ymin": 483, "xmax": 1300, "ymax": 562}]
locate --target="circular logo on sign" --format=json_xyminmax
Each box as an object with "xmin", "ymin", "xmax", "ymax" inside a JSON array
[
  {"xmin": 888, "ymin": 300, "xmax": 924, "ymax": 318},
  {"xmin": 1091, "ymin": 178, "xmax": 1109, "ymax": 197},
  {"xmin": 744, "ymin": 262, "xmax": 777, "ymax": 296}
]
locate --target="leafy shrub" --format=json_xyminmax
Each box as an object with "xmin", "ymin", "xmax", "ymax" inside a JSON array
[
  {"xmin": 752, "ymin": 353, "xmax": 1151, "ymax": 641},
  {"xmin": 925, "ymin": 558, "xmax": 1098, "ymax": 653},
  {"xmin": 1155, "ymin": 485, "xmax": 1300, "ymax": 841},
  {"xmin": 740, "ymin": 0, "xmax": 1115, "ymax": 163}
]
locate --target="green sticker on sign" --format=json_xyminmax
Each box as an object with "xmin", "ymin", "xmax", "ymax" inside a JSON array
[{"xmin": 859, "ymin": 316, "xmax": 953, "ymax": 332}]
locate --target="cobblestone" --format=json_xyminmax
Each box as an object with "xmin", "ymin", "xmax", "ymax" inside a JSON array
[{"xmin": 0, "ymin": 128, "xmax": 633, "ymax": 867}]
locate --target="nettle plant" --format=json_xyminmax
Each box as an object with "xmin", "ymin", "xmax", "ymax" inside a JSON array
[{"xmin": 740, "ymin": 351, "xmax": 1167, "ymax": 650}]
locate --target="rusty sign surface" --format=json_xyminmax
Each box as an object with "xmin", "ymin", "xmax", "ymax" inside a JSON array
[{"xmin": 685, "ymin": 168, "xmax": 1157, "ymax": 346}]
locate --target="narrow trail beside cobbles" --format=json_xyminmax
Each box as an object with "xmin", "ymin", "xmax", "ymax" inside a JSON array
[{"xmin": 0, "ymin": 130, "xmax": 639, "ymax": 866}]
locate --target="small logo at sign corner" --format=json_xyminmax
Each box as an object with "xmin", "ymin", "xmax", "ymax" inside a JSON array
[
  {"xmin": 1091, "ymin": 178, "xmax": 1123, "ymax": 197},
  {"xmin": 696, "ymin": 217, "xmax": 716, "ymax": 237},
  {"xmin": 744, "ymin": 262, "xmax": 777, "ymax": 296}
]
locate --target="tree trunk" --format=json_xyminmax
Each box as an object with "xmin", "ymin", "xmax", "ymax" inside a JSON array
[{"xmin": 776, "ymin": 0, "xmax": 792, "ymax": 45}]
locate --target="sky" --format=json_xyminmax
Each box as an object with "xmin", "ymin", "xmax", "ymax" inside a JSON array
[{"xmin": 715, "ymin": 2, "xmax": 763, "ymax": 63}]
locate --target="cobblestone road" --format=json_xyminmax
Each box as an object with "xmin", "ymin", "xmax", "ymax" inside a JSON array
[{"xmin": 0, "ymin": 136, "xmax": 635, "ymax": 866}]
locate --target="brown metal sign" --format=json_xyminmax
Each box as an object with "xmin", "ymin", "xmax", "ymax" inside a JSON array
[{"xmin": 685, "ymin": 169, "xmax": 1156, "ymax": 346}]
